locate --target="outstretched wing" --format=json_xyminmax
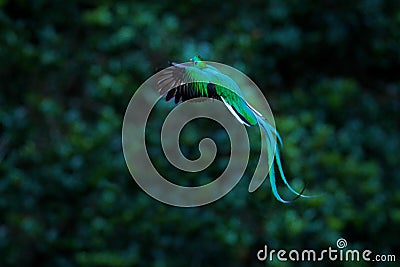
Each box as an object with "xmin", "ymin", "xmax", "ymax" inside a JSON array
[
  {"xmin": 157, "ymin": 62, "xmax": 187, "ymax": 96},
  {"xmin": 157, "ymin": 63, "xmax": 221, "ymax": 104},
  {"xmin": 156, "ymin": 61, "xmax": 255, "ymax": 126}
]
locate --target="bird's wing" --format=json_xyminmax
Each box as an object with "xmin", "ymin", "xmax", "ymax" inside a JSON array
[
  {"xmin": 157, "ymin": 63, "xmax": 221, "ymax": 104},
  {"xmin": 157, "ymin": 61, "xmax": 256, "ymax": 126},
  {"xmin": 157, "ymin": 62, "xmax": 187, "ymax": 96}
]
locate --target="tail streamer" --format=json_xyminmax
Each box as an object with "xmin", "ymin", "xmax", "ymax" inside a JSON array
[{"xmin": 255, "ymin": 113, "xmax": 313, "ymax": 203}]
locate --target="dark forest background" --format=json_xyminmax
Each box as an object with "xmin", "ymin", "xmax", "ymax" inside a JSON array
[{"xmin": 1, "ymin": 0, "xmax": 399, "ymax": 266}]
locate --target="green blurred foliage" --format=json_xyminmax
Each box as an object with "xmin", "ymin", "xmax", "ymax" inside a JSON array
[{"xmin": 1, "ymin": 0, "xmax": 399, "ymax": 266}]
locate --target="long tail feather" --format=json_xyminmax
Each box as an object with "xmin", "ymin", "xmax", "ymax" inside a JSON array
[
  {"xmin": 255, "ymin": 113, "xmax": 313, "ymax": 203},
  {"xmin": 248, "ymin": 104, "xmax": 283, "ymax": 146},
  {"xmin": 219, "ymin": 95, "xmax": 315, "ymax": 203}
]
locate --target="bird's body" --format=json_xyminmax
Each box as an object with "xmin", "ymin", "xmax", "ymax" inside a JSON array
[
  {"xmin": 157, "ymin": 56, "xmax": 311, "ymax": 203},
  {"xmin": 159, "ymin": 56, "xmax": 258, "ymax": 126}
]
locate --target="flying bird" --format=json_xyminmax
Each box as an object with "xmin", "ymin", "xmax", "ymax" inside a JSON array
[{"xmin": 157, "ymin": 55, "xmax": 311, "ymax": 203}]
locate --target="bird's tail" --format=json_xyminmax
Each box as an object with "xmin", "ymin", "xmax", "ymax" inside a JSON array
[{"xmin": 250, "ymin": 105, "xmax": 313, "ymax": 203}]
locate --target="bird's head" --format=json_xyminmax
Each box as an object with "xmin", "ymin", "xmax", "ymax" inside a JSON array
[{"xmin": 190, "ymin": 55, "xmax": 206, "ymax": 69}]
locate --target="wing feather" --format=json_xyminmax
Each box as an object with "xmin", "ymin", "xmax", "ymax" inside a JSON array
[{"xmin": 157, "ymin": 62, "xmax": 221, "ymax": 103}]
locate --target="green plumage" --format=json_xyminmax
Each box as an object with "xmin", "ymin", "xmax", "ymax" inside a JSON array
[{"xmin": 157, "ymin": 55, "xmax": 312, "ymax": 203}]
